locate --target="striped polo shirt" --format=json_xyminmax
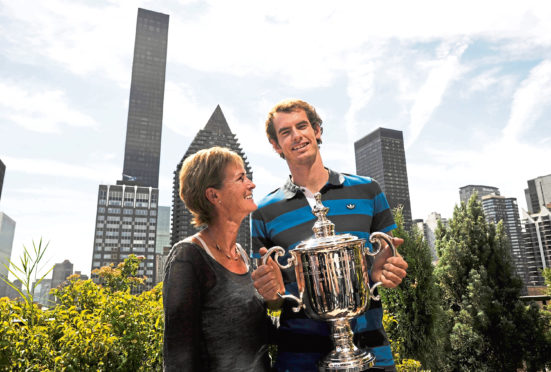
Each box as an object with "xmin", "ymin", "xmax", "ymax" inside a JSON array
[{"xmin": 251, "ymin": 168, "xmax": 397, "ymax": 371}]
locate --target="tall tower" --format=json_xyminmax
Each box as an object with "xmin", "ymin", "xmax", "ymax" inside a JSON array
[
  {"xmin": 354, "ymin": 127, "xmax": 412, "ymax": 228},
  {"xmin": 170, "ymin": 106, "xmax": 253, "ymax": 252},
  {"xmin": 121, "ymin": 8, "xmax": 169, "ymax": 188},
  {"xmin": 91, "ymin": 8, "xmax": 169, "ymax": 291},
  {"xmin": 481, "ymin": 195, "xmax": 529, "ymax": 290},
  {"xmin": 525, "ymin": 174, "xmax": 551, "ymax": 214}
]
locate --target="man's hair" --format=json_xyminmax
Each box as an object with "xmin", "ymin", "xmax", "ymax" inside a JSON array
[
  {"xmin": 265, "ymin": 99, "xmax": 323, "ymax": 149},
  {"xmin": 179, "ymin": 146, "xmax": 243, "ymax": 227}
]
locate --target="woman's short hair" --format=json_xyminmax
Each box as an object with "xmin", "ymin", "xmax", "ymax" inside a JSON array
[
  {"xmin": 265, "ymin": 99, "xmax": 323, "ymax": 147},
  {"xmin": 179, "ymin": 146, "xmax": 244, "ymax": 227}
]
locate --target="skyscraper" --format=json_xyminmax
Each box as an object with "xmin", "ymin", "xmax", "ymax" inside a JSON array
[
  {"xmin": 423, "ymin": 212, "xmax": 448, "ymax": 261},
  {"xmin": 0, "ymin": 159, "xmax": 5, "ymax": 202},
  {"xmin": 459, "ymin": 184, "xmax": 500, "ymax": 204},
  {"xmin": 0, "ymin": 212, "xmax": 16, "ymax": 279},
  {"xmin": 170, "ymin": 105, "xmax": 253, "ymax": 252},
  {"xmin": 155, "ymin": 206, "xmax": 171, "ymax": 255},
  {"xmin": 525, "ymin": 174, "xmax": 551, "ymax": 214},
  {"xmin": 50, "ymin": 259, "xmax": 74, "ymax": 290},
  {"xmin": 354, "ymin": 127, "xmax": 412, "ymax": 228},
  {"xmin": 120, "ymin": 8, "xmax": 169, "ymax": 188},
  {"xmin": 91, "ymin": 8, "xmax": 169, "ymax": 291},
  {"xmin": 522, "ymin": 206, "xmax": 551, "ymax": 287},
  {"xmin": 481, "ymin": 195, "xmax": 529, "ymax": 290}
]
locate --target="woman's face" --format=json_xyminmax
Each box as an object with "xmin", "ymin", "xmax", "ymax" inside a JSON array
[{"xmin": 216, "ymin": 162, "xmax": 257, "ymax": 217}]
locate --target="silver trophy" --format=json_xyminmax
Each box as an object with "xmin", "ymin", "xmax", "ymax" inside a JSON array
[{"xmin": 262, "ymin": 193, "xmax": 396, "ymax": 372}]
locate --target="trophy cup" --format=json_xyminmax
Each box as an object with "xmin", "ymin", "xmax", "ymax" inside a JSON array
[{"xmin": 262, "ymin": 193, "xmax": 396, "ymax": 372}]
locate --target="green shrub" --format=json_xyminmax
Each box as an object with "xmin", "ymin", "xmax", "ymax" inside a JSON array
[{"xmin": 0, "ymin": 254, "xmax": 163, "ymax": 371}]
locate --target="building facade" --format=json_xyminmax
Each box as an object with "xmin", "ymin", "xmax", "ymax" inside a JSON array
[
  {"xmin": 481, "ymin": 195, "xmax": 529, "ymax": 290},
  {"xmin": 522, "ymin": 206, "xmax": 551, "ymax": 287},
  {"xmin": 354, "ymin": 127, "xmax": 412, "ymax": 228},
  {"xmin": 92, "ymin": 185, "xmax": 159, "ymax": 288},
  {"xmin": 91, "ymin": 8, "xmax": 168, "ymax": 291},
  {"xmin": 0, "ymin": 212, "xmax": 16, "ymax": 279},
  {"xmin": 170, "ymin": 105, "xmax": 253, "ymax": 252},
  {"xmin": 155, "ymin": 206, "xmax": 171, "ymax": 255},
  {"xmin": 121, "ymin": 8, "xmax": 169, "ymax": 188},
  {"xmin": 459, "ymin": 184, "xmax": 500, "ymax": 204},
  {"xmin": 50, "ymin": 259, "xmax": 74, "ymax": 290},
  {"xmin": 525, "ymin": 174, "xmax": 551, "ymax": 214},
  {"xmin": 0, "ymin": 159, "xmax": 5, "ymax": 202},
  {"xmin": 425, "ymin": 212, "xmax": 447, "ymax": 261}
]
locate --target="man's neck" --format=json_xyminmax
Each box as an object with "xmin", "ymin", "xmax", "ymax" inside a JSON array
[{"xmin": 288, "ymin": 157, "xmax": 329, "ymax": 193}]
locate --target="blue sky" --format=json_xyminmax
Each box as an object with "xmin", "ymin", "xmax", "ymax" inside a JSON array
[{"xmin": 1, "ymin": 0, "xmax": 551, "ymax": 277}]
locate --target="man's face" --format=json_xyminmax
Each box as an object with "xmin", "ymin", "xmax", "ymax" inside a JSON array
[{"xmin": 270, "ymin": 109, "xmax": 321, "ymax": 165}]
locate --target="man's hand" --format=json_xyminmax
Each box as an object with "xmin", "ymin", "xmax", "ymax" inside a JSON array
[
  {"xmin": 370, "ymin": 237, "xmax": 408, "ymax": 288},
  {"xmin": 251, "ymin": 247, "xmax": 285, "ymax": 305}
]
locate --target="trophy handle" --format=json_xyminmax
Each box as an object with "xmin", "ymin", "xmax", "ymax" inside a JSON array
[
  {"xmin": 366, "ymin": 232, "xmax": 397, "ymax": 301},
  {"xmin": 261, "ymin": 246, "xmax": 304, "ymax": 312}
]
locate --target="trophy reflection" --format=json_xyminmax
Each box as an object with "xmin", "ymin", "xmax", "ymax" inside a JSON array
[{"xmin": 262, "ymin": 193, "xmax": 397, "ymax": 372}]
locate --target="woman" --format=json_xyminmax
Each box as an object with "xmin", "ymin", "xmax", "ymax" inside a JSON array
[{"xmin": 163, "ymin": 146, "xmax": 279, "ymax": 371}]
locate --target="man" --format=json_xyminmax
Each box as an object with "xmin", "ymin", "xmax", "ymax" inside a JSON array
[{"xmin": 251, "ymin": 99, "xmax": 408, "ymax": 372}]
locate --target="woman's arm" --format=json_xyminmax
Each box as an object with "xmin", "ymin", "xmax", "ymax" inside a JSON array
[{"xmin": 163, "ymin": 248, "xmax": 205, "ymax": 371}]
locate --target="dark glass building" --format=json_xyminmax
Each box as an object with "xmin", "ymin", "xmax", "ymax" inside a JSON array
[
  {"xmin": 91, "ymin": 8, "xmax": 169, "ymax": 291},
  {"xmin": 121, "ymin": 8, "xmax": 169, "ymax": 188},
  {"xmin": 170, "ymin": 105, "xmax": 253, "ymax": 252},
  {"xmin": 354, "ymin": 127, "xmax": 412, "ymax": 228}
]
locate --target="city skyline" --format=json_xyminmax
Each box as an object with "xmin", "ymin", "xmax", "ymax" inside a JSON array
[{"xmin": 1, "ymin": 1, "xmax": 551, "ymax": 277}]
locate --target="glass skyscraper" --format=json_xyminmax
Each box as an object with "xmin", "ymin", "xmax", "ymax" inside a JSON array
[
  {"xmin": 91, "ymin": 8, "xmax": 169, "ymax": 291},
  {"xmin": 170, "ymin": 105, "xmax": 253, "ymax": 253},
  {"xmin": 121, "ymin": 8, "xmax": 169, "ymax": 188},
  {"xmin": 354, "ymin": 127, "xmax": 413, "ymax": 228}
]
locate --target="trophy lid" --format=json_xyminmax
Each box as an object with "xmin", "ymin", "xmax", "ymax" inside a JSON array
[{"xmin": 294, "ymin": 193, "xmax": 364, "ymax": 252}]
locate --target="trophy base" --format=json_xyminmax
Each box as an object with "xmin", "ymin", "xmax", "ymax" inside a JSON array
[{"xmin": 318, "ymin": 349, "xmax": 375, "ymax": 372}]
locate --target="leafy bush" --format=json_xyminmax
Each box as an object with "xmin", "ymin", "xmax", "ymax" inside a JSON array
[{"xmin": 0, "ymin": 254, "xmax": 163, "ymax": 371}]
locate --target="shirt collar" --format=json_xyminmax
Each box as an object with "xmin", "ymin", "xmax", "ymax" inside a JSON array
[{"xmin": 281, "ymin": 168, "xmax": 345, "ymax": 199}]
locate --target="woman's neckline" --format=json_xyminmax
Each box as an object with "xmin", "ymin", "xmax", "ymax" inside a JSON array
[{"xmin": 190, "ymin": 235, "xmax": 249, "ymax": 275}]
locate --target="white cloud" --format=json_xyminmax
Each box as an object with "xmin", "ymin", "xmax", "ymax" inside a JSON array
[
  {"xmin": 0, "ymin": 0, "xmax": 137, "ymax": 86},
  {"xmin": 345, "ymin": 55, "xmax": 377, "ymax": 142},
  {"xmin": 406, "ymin": 40, "xmax": 469, "ymax": 148},
  {"xmin": 3, "ymin": 187, "xmax": 97, "ymax": 278},
  {"xmin": 2, "ymin": 156, "xmax": 120, "ymax": 182},
  {"xmin": 410, "ymin": 136, "xmax": 551, "ymax": 219},
  {"xmin": 163, "ymin": 81, "xmax": 213, "ymax": 136},
  {"xmin": 0, "ymin": 81, "xmax": 98, "ymax": 133},
  {"xmin": 503, "ymin": 60, "xmax": 551, "ymax": 141}
]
